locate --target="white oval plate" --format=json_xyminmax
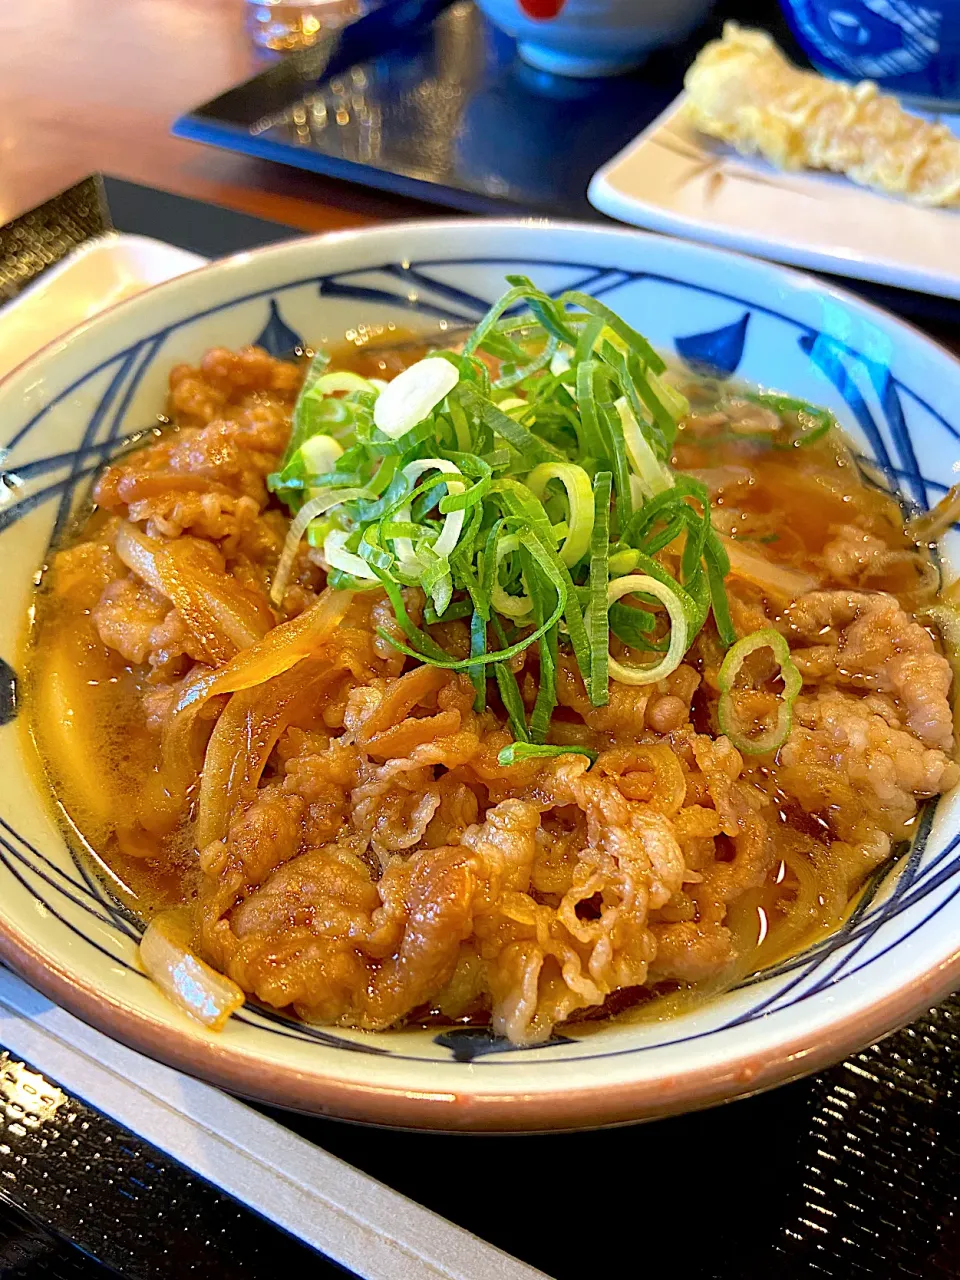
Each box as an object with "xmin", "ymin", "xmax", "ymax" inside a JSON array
[{"xmin": 588, "ymin": 95, "xmax": 960, "ymax": 302}]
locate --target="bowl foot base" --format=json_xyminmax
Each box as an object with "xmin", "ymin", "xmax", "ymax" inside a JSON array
[{"xmin": 516, "ymin": 40, "xmax": 647, "ymax": 77}]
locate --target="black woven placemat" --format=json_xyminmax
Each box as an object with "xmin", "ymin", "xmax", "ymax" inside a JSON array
[
  {"xmin": 765, "ymin": 999, "xmax": 960, "ymax": 1279},
  {"xmin": 3, "ymin": 996, "xmax": 958, "ymax": 1280},
  {"xmin": 266, "ymin": 995, "xmax": 960, "ymax": 1278},
  {"xmin": 0, "ymin": 1045, "xmax": 344, "ymax": 1280},
  {"xmin": 0, "ymin": 177, "xmax": 109, "ymax": 303}
]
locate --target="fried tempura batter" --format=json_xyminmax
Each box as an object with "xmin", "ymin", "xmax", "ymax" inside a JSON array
[{"xmin": 684, "ymin": 23, "xmax": 960, "ymax": 207}]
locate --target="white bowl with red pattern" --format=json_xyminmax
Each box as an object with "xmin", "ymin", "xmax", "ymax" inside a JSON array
[{"xmin": 475, "ymin": 0, "xmax": 715, "ymax": 76}]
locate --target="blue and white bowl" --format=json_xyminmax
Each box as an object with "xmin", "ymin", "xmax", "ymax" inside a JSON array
[
  {"xmin": 780, "ymin": 0, "xmax": 960, "ymax": 108},
  {"xmin": 474, "ymin": 0, "xmax": 715, "ymax": 77},
  {"xmin": 2, "ymin": 220, "xmax": 960, "ymax": 1130}
]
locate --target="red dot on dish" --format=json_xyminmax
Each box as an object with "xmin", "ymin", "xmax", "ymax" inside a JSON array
[{"xmin": 518, "ymin": 0, "xmax": 565, "ymax": 17}]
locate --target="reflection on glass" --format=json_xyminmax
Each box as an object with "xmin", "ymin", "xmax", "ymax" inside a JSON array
[
  {"xmin": 246, "ymin": 0, "xmax": 360, "ymax": 52},
  {"xmin": 236, "ymin": 1, "xmax": 681, "ymax": 217}
]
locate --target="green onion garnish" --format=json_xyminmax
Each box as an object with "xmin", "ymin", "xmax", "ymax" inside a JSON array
[
  {"xmin": 606, "ymin": 575, "xmax": 688, "ymax": 686},
  {"xmin": 497, "ymin": 743, "xmax": 598, "ymax": 768},
  {"xmin": 717, "ymin": 628, "xmax": 802, "ymax": 756},
  {"xmin": 742, "ymin": 391, "xmax": 837, "ymax": 448},
  {"xmin": 267, "ymin": 277, "xmax": 799, "ymax": 756}
]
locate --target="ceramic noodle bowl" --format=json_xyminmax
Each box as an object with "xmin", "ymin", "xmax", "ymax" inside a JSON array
[
  {"xmin": 474, "ymin": 0, "xmax": 715, "ymax": 76},
  {"xmin": 3, "ymin": 220, "xmax": 960, "ymax": 1131},
  {"xmin": 780, "ymin": 0, "xmax": 960, "ymax": 109}
]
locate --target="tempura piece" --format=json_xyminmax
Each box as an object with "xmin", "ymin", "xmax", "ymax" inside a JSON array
[{"xmin": 684, "ymin": 23, "xmax": 960, "ymax": 207}]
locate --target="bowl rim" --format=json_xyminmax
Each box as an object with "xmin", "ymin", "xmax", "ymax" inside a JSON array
[
  {"xmin": 3, "ymin": 919, "xmax": 958, "ymax": 1130},
  {"xmin": 6, "ymin": 216, "xmax": 960, "ymax": 1131}
]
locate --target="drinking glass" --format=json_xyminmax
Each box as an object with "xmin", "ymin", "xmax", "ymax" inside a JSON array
[{"xmin": 246, "ymin": 0, "xmax": 361, "ymax": 51}]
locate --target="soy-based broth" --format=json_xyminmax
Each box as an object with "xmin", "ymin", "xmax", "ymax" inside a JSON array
[{"xmin": 23, "ymin": 309, "xmax": 959, "ymax": 1043}]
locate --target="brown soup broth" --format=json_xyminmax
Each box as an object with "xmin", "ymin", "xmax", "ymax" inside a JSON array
[
  {"xmin": 23, "ymin": 331, "xmax": 432, "ymax": 918},
  {"xmin": 21, "ymin": 346, "xmax": 953, "ymax": 1034}
]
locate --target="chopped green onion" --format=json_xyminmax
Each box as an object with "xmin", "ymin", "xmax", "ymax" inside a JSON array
[
  {"xmin": 491, "ymin": 533, "xmax": 532, "ymax": 619},
  {"xmin": 373, "ymin": 357, "xmax": 459, "ymax": 440},
  {"xmin": 497, "ymin": 743, "xmax": 598, "ymax": 767},
  {"xmin": 587, "ymin": 472, "xmax": 612, "ymax": 704},
  {"xmin": 615, "ymin": 396, "xmax": 674, "ymax": 498},
  {"xmin": 743, "ymin": 392, "xmax": 836, "ymax": 447},
  {"xmin": 559, "ymin": 295, "xmax": 665, "ymax": 373},
  {"xmin": 375, "ymin": 567, "xmax": 564, "ymax": 673},
  {"xmin": 392, "ymin": 458, "xmax": 466, "ymax": 599},
  {"xmin": 309, "ymin": 371, "xmax": 372, "ymax": 397},
  {"xmin": 609, "ymin": 601, "xmax": 660, "ymax": 650},
  {"xmin": 494, "ymin": 667, "xmax": 530, "ymax": 743},
  {"xmin": 523, "ymin": 544, "xmax": 560, "ymax": 744},
  {"xmin": 609, "ymin": 547, "xmax": 640, "ymax": 576},
  {"xmin": 717, "ymin": 628, "xmax": 801, "ymax": 755},
  {"xmin": 324, "ymin": 529, "xmax": 380, "ymax": 582},
  {"xmin": 705, "ymin": 533, "xmax": 736, "ymax": 648},
  {"xmin": 606, "ymin": 575, "xmax": 688, "ymax": 686},
  {"xmin": 525, "ymin": 462, "xmax": 595, "ymax": 567},
  {"xmin": 592, "ymin": 381, "xmax": 635, "ymax": 534},
  {"xmin": 458, "ymin": 384, "xmax": 560, "ymax": 465},
  {"xmin": 264, "ymin": 276, "xmax": 759, "ymax": 745},
  {"xmin": 467, "ymin": 608, "xmax": 488, "ymax": 710},
  {"xmin": 299, "ymin": 434, "xmax": 344, "ymax": 476},
  {"xmin": 424, "ymin": 598, "xmax": 473, "ymax": 625},
  {"xmin": 574, "ymin": 359, "xmax": 607, "ymax": 460}
]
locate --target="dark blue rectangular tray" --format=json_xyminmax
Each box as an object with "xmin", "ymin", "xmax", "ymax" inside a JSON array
[
  {"xmin": 173, "ymin": 0, "xmax": 691, "ymax": 221},
  {"xmin": 172, "ymin": 0, "xmax": 960, "ymax": 330}
]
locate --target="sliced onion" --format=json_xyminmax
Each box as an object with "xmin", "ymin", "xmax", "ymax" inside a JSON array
[
  {"xmin": 525, "ymin": 462, "xmax": 595, "ymax": 567},
  {"xmin": 157, "ymin": 546, "xmax": 268, "ymax": 656},
  {"xmin": 720, "ymin": 535, "xmax": 817, "ymax": 600},
  {"xmin": 172, "ymin": 587, "xmax": 353, "ymax": 716},
  {"xmin": 616, "ymin": 397, "xmax": 674, "ymax": 498},
  {"xmin": 393, "ymin": 458, "xmax": 465, "ymax": 575},
  {"xmin": 373, "ymin": 357, "xmax": 459, "ymax": 440},
  {"xmin": 115, "ymin": 521, "xmax": 165, "ymax": 593},
  {"xmin": 323, "ymin": 528, "xmax": 379, "ymax": 580},
  {"xmin": 139, "ymin": 908, "xmax": 244, "ymax": 1031},
  {"xmin": 118, "ymin": 522, "xmax": 269, "ymax": 662},
  {"xmin": 270, "ymin": 487, "xmax": 367, "ymax": 606},
  {"xmin": 606, "ymin": 575, "xmax": 688, "ymax": 686},
  {"xmin": 908, "ymin": 482, "xmax": 960, "ymax": 542},
  {"xmin": 152, "ymin": 588, "xmax": 354, "ymax": 831},
  {"xmin": 196, "ymin": 659, "xmax": 340, "ymax": 848}
]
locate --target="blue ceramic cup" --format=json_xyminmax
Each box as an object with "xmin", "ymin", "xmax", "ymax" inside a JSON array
[{"xmin": 780, "ymin": 0, "xmax": 960, "ymax": 107}]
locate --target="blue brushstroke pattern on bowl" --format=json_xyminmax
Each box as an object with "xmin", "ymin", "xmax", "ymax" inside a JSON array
[{"xmin": 780, "ymin": 0, "xmax": 960, "ymax": 107}]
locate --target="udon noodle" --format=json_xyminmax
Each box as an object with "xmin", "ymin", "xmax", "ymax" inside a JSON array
[{"xmin": 24, "ymin": 282, "xmax": 960, "ymax": 1043}]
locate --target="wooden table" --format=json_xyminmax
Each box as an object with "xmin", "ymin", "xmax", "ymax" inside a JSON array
[
  {"xmin": 2, "ymin": 0, "xmax": 957, "ymax": 359},
  {"xmin": 0, "ymin": 0, "xmax": 437, "ymax": 233}
]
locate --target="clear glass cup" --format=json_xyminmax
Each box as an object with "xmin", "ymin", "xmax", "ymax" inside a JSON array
[{"xmin": 246, "ymin": 0, "xmax": 361, "ymax": 52}]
